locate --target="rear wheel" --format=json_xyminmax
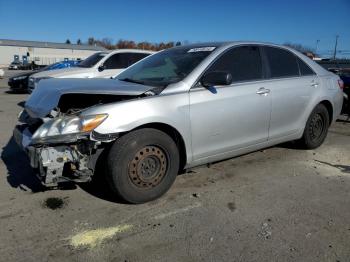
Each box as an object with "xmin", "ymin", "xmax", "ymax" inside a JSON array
[
  {"xmin": 299, "ymin": 104, "xmax": 329, "ymax": 149},
  {"xmin": 106, "ymin": 128, "xmax": 180, "ymax": 203}
]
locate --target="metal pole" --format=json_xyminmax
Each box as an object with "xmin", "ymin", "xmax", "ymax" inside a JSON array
[
  {"xmin": 315, "ymin": 40, "xmax": 320, "ymax": 53},
  {"xmin": 333, "ymin": 35, "xmax": 339, "ymax": 60}
]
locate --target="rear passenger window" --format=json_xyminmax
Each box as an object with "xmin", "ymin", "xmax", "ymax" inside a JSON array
[
  {"xmin": 265, "ymin": 47, "xmax": 299, "ymax": 78},
  {"xmin": 297, "ymin": 57, "xmax": 315, "ymax": 76},
  {"xmin": 206, "ymin": 46, "xmax": 263, "ymax": 83}
]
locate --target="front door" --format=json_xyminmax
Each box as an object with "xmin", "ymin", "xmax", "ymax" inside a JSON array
[
  {"xmin": 189, "ymin": 45, "xmax": 271, "ymax": 160},
  {"xmin": 96, "ymin": 53, "xmax": 127, "ymax": 78}
]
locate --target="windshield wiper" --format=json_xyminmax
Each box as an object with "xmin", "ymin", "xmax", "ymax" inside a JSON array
[{"xmin": 119, "ymin": 78, "xmax": 145, "ymax": 85}]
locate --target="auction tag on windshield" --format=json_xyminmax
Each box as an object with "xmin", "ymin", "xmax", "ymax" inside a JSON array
[{"xmin": 187, "ymin": 47, "xmax": 216, "ymax": 53}]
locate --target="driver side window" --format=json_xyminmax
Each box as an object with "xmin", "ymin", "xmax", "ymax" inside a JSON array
[
  {"xmin": 104, "ymin": 54, "xmax": 128, "ymax": 69},
  {"xmin": 206, "ymin": 46, "xmax": 263, "ymax": 83}
]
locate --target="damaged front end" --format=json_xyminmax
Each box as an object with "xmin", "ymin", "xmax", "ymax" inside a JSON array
[
  {"xmin": 13, "ymin": 78, "xmax": 157, "ymax": 186},
  {"xmin": 14, "ymin": 108, "xmax": 113, "ymax": 186}
]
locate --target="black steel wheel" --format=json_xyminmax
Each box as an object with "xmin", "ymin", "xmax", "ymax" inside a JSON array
[
  {"xmin": 299, "ymin": 104, "xmax": 329, "ymax": 149},
  {"xmin": 128, "ymin": 145, "xmax": 168, "ymax": 189},
  {"xmin": 106, "ymin": 128, "xmax": 179, "ymax": 203}
]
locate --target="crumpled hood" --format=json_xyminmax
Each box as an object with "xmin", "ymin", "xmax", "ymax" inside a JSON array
[{"xmin": 25, "ymin": 78, "xmax": 154, "ymax": 118}]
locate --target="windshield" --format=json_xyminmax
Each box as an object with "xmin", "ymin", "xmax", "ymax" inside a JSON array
[
  {"xmin": 77, "ymin": 52, "xmax": 108, "ymax": 68},
  {"xmin": 117, "ymin": 46, "xmax": 217, "ymax": 88}
]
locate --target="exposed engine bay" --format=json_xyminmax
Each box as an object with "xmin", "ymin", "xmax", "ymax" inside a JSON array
[
  {"xmin": 57, "ymin": 93, "xmax": 141, "ymax": 114},
  {"xmin": 15, "ymin": 91, "xmax": 150, "ymax": 186}
]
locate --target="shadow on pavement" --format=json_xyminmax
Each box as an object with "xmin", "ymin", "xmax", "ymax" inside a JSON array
[
  {"xmin": 5, "ymin": 90, "xmax": 28, "ymax": 95},
  {"xmin": 17, "ymin": 101, "xmax": 25, "ymax": 108},
  {"xmin": 336, "ymin": 119, "xmax": 350, "ymax": 124},
  {"xmin": 1, "ymin": 136, "xmax": 126, "ymax": 202},
  {"xmin": 1, "ymin": 137, "xmax": 45, "ymax": 192},
  {"xmin": 336, "ymin": 113, "xmax": 350, "ymax": 123},
  {"xmin": 277, "ymin": 141, "xmax": 303, "ymax": 150},
  {"xmin": 78, "ymin": 148, "xmax": 128, "ymax": 204}
]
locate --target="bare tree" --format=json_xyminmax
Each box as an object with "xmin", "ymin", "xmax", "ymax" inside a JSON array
[
  {"xmin": 87, "ymin": 37, "xmax": 95, "ymax": 45},
  {"xmin": 101, "ymin": 38, "xmax": 114, "ymax": 49},
  {"xmin": 87, "ymin": 37, "xmax": 180, "ymax": 51},
  {"xmin": 165, "ymin": 42, "xmax": 175, "ymax": 49}
]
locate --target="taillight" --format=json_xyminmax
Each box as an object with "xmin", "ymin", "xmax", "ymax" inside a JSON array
[{"xmin": 338, "ymin": 79, "xmax": 344, "ymax": 90}]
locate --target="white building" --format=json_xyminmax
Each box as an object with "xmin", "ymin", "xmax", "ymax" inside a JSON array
[{"xmin": 0, "ymin": 39, "xmax": 106, "ymax": 67}]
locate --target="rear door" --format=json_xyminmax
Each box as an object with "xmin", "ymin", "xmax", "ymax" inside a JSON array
[
  {"xmin": 262, "ymin": 46, "xmax": 318, "ymax": 139},
  {"xmin": 189, "ymin": 45, "xmax": 271, "ymax": 160}
]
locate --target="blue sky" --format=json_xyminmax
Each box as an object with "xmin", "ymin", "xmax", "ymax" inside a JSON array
[{"xmin": 0, "ymin": 0, "xmax": 349, "ymax": 58}]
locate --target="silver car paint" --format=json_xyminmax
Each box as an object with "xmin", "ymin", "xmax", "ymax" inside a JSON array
[
  {"xmin": 25, "ymin": 78, "xmax": 155, "ymax": 118},
  {"xmin": 26, "ymin": 42, "xmax": 344, "ymax": 169}
]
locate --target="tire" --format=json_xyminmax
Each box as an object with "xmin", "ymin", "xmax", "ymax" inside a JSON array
[
  {"xmin": 299, "ymin": 104, "xmax": 330, "ymax": 149},
  {"xmin": 106, "ymin": 128, "xmax": 180, "ymax": 204}
]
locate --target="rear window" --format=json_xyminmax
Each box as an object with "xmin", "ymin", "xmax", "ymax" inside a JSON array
[
  {"xmin": 265, "ymin": 47, "xmax": 299, "ymax": 78},
  {"xmin": 296, "ymin": 57, "xmax": 315, "ymax": 76}
]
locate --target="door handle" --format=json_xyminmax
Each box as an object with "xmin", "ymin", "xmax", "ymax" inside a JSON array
[
  {"xmin": 256, "ymin": 87, "xmax": 270, "ymax": 95},
  {"xmin": 310, "ymin": 81, "xmax": 319, "ymax": 87}
]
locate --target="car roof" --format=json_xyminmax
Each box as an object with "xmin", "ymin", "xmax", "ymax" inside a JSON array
[
  {"xmin": 173, "ymin": 41, "xmax": 295, "ymax": 49},
  {"xmin": 107, "ymin": 49, "xmax": 156, "ymax": 55}
]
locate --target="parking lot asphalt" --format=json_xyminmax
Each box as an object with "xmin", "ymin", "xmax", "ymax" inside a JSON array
[{"xmin": 0, "ymin": 69, "xmax": 349, "ymax": 262}]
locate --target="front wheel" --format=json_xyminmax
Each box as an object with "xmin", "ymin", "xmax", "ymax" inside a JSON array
[
  {"xmin": 106, "ymin": 128, "xmax": 180, "ymax": 204},
  {"xmin": 299, "ymin": 104, "xmax": 330, "ymax": 149}
]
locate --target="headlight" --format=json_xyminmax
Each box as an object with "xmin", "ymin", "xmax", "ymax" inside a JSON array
[
  {"xmin": 29, "ymin": 77, "xmax": 52, "ymax": 88},
  {"xmin": 31, "ymin": 114, "xmax": 108, "ymax": 143},
  {"xmin": 13, "ymin": 75, "xmax": 27, "ymax": 81},
  {"xmin": 28, "ymin": 77, "xmax": 34, "ymax": 87}
]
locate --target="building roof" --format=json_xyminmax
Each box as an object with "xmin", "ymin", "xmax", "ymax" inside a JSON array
[{"xmin": 0, "ymin": 39, "xmax": 106, "ymax": 51}]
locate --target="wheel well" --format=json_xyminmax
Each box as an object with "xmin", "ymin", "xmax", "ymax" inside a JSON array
[
  {"xmin": 319, "ymin": 100, "xmax": 333, "ymax": 124},
  {"xmin": 134, "ymin": 123, "xmax": 187, "ymax": 172}
]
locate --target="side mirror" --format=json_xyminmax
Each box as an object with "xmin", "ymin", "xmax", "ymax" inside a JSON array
[
  {"xmin": 98, "ymin": 65, "xmax": 105, "ymax": 72},
  {"xmin": 200, "ymin": 71, "xmax": 232, "ymax": 88}
]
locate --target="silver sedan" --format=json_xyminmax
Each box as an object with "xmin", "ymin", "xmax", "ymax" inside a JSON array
[{"xmin": 15, "ymin": 42, "xmax": 344, "ymax": 203}]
